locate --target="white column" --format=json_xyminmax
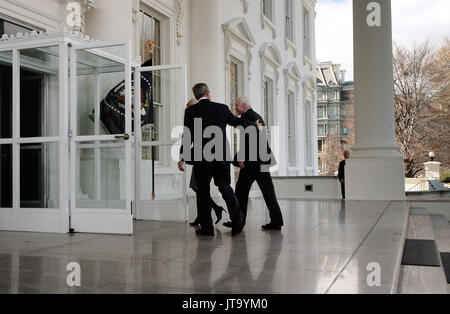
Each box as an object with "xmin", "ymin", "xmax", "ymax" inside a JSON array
[
  {"xmin": 346, "ymin": 0, "xmax": 405, "ymax": 200},
  {"xmin": 189, "ymin": 0, "xmax": 224, "ymax": 101}
]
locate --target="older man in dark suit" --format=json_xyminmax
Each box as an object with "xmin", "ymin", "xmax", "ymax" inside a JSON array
[{"xmin": 223, "ymin": 96, "xmax": 284, "ymax": 231}]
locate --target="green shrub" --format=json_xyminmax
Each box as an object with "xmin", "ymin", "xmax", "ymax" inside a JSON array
[{"xmin": 441, "ymin": 170, "xmax": 450, "ymax": 183}]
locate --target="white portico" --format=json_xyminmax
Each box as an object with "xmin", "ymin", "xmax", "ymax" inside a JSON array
[{"xmin": 0, "ymin": 0, "xmax": 408, "ymax": 236}]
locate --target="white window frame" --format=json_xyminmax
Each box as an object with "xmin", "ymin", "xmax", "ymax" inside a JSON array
[
  {"xmin": 260, "ymin": 42, "xmax": 281, "ymax": 131},
  {"xmin": 287, "ymin": 90, "xmax": 297, "ymax": 168},
  {"xmin": 285, "ymin": 0, "xmax": 296, "ymax": 56},
  {"xmin": 261, "ymin": 0, "xmax": 276, "ymax": 39},
  {"xmin": 303, "ymin": 5, "xmax": 312, "ymax": 63},
  {"xmin": 284, "ymin": 62, "xmax": 301, "ymax": 173}
]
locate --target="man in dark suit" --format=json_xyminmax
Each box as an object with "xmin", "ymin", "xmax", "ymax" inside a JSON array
[
  {"xmin": 178, "ymin": 84, "xmax": 260, "ymax": 237},
  {"xmin": 224, "ymin": 96, "xmax": 284, "ymax": 230},
  {"xmin": 338, "ymin": 150, "xmax": 350, "ymax": 200}
]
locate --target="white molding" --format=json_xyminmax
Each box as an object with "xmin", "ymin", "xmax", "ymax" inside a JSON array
[
  {"xmin": 285, "ymin": 38, "xmax": 297, "ymax": 57},
  {"xmin": 176, "ymin": 0, "xmax": 184, "ymax": 45},
  {"xmin": 223, "ymin": 17, "xmax": 256, "ymax": 81},
  {"xmin": 260, "ymin": 0, "xmax": 276, "ymax": 39},
  {"xmin": 241, "ymin": 0, "xmax": 249, "ymax": 14}
]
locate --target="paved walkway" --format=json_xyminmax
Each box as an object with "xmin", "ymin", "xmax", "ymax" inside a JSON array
[{"xmin": 0, "ymin": 200, "xmax": 408, "ymax": 294}]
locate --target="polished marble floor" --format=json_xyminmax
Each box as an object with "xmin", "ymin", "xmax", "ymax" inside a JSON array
[{"xmin": 0, "ymin": 199, "xmax": 409, "ymax": 294}]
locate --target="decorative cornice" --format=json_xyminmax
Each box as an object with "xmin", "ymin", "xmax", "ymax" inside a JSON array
[{"xmin": 0, "ymin": 28, "xmax": 99, "ymax": 44}]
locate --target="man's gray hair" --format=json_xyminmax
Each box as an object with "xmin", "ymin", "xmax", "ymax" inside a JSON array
[
  {"xmin": 236, "ymin": 96, "xmax": 252, "ymax": 108},
  {"xmin": 192, "ymin": 83, "xmax": 210, "ymax": 99}
]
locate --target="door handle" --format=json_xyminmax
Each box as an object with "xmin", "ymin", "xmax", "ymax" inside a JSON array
[{"xmin": 115, "ymin": 133, "xmax": 130, "ymax": 141}]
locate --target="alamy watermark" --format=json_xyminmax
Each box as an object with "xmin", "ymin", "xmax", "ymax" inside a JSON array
[
  {"xmin": 66, "ymin": 262, "xmax": 81, "ymax": 287},
  {"xmin": 172, "ymin": 121, "xmax": 281, "ymax": 172},
  {"xmin": 367, "ymin": 2, "xmax": 381, "ymax": 27},
  {"xmin": 366, "ymin": 262, "xmax": 381, "ymax": 287}
]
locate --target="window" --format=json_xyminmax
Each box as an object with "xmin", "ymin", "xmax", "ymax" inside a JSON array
[
  {"xmin": 328, "ymin": 107, "xmax": 335, "ymax": 118},
  {"xmin": 0, "ymin": 19, "xmax": 31, "ymax": 36},
  {"xmin": 318, "ymin": 125, "xmax": 326, "ymax": 136},
  {"xmin": 318, "ymin": 91, "xmax": 326, "ymax": 101},
  {"xmin": 230, "ymin": 59, "xmax": 244, "ymax": 177},
  {"xmin": 263, "ymin": 79, "xmax": 274, "ymax": 127},
  {"xmin": 318, "ymin": 140, "xmax": 325, "ymax": 152},
  {"xmin": 329, "ymin": 125, "xmax": 337, "ymax": 135},
  {"xmin": 328, "ymin": 91, "xmax": 335, "ymax": 101},
  {"xmin": 263, "ymin": 0, "xmax": 274, "ymax": 22},
  {"xmin": 285, "ymin": 0, "xmax": 294, "ymax": 43},
  {"xmin": 287, "ymin": 91, "xmax": 296, "ymax": 167},
  {"xmin": 303, "ymin": 8, "xmax": 311, "ymax": 59},
  {"xmin": 343, "ymin": 128, "xmax": 349, "ymax": 135},
  {"xmin": 318, "ymin": 107, "xmax": 325, "ymax": 118}
]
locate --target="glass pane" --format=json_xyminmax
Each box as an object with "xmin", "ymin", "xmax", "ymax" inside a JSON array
[
  {"xmin": 76, "ymin": 141, "xmax": 126, "ymax": 209},
  {"xmin": 138, "ymin": 144, "xmax": 185, "ymax": 201},
  {"xmin": 20, "ymin": 143, "xmax": 59, "ymax": 208},
  {"xmin": 0, "ymin": 144, "xmax": 12, "ymax": 208},
  {"xmin": 140, "ymin": 68, "xmax": 184, "ymax": 162},
  {"xmin": 76, "ymin": 47, "xmax": 126, "ymax": 136},
  {"xmin": 20, "ymin": 47, "xmax": 60, "ymax": 137},
  {"xmin": 0, "ymin": 51, "xmax": 12, "ymax": 139},
  {"xmin": 137, "ymin": 67, "xmax": 185, "ymax": 200}
]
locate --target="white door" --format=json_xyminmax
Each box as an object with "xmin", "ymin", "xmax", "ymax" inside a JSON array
[{"xmin": 69, "ymin": 42, "xmax": 133, "ymax": 234}]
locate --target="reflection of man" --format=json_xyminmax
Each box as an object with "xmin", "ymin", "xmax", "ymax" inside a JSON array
[
  {"xmin": 338, "ymin": 150, "xmax": 350, "ymax": 200},
  {"xmin": 178, "ymin": 84, "xmax": 261, "ymax": 237},
  {"xmin": 224, "ymin": 96, "xmax": 284, "ymax": 231}
]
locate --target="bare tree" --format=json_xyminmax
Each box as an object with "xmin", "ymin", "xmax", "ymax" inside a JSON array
[
  {"xmin": 321, "ymin": 135, "xmax": 344, "ymax": 175},
  {"xmin": 393, "ymin": 40, "xmax": 450, "ymax": 177}
]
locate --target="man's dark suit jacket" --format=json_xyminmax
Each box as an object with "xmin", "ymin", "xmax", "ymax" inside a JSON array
[
  {"xmin": 338, "ymin": 160, "xmax": 346, "ymax": 181},
  {"xmin": 181, "ymin": 99, "xmax": 254, "ymax": 165},
  {"xmin": 233, "ymin": 108, "xmax": 276, "ymax": 169}
]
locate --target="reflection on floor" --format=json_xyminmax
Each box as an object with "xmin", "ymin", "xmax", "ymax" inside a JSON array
[{"xmin": 0, "ymin": 199, "xmax": 410, "ymax": 294}]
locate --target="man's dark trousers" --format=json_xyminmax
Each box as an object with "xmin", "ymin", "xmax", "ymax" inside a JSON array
[
  {"xmin": 235, "ymin": 165, "xmax": 284, "ymax": 226},
  {"xmin": 194, "ymin": 163, "xmax": 242, "ymax": 231},
  {"xmin": 340, "ymin": 183, "xmax": 345, "ymax": 200}
]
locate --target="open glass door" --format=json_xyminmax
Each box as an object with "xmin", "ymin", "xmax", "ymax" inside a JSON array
[
  {"xmin": 134, "ymin": 65, "xmax": 188, "ymax": 221},
  {"xmin": 69, "ymin": 42, "xmax": 133, "ymax": 234}
]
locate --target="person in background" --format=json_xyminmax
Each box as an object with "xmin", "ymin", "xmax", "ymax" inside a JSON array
[{"xmin": 338, "ymin": 150, "xmax": 350, "ymax": 200}]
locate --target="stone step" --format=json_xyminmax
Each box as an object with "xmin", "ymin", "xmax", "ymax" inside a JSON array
[{"xmin": 398, "ymin": 207, "xmax": 449, "ymax": 294}]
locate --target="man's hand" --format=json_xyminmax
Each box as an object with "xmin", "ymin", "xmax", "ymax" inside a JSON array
[
  {"xmin": 178, "ymin": 160, "xmax": 185, "ymax": 172},
  {"xmin": 238, "ymin": 161, "xmax": 245, "ymax": 169},
  {"xmin": 255, "ymin": 120, "xmax": 263, "ymax": 131},
  {"xmin": 340, "ymin": 179, "xmax": 345, "ymax": 184}
]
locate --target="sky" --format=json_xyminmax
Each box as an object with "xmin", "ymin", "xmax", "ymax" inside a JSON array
[{"xmin": 316, "ymin": 0, "xmax": 450, "ymax": 81}]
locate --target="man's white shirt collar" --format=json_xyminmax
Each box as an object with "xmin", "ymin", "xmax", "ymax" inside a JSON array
[{"xmin": 198, "ymin": 97, "xmax": 209, "ymax": 101}]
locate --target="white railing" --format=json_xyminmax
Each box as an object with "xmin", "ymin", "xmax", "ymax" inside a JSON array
[{"xmin": 407, "ymin": 180, "xmax": 429, "ymax": 192}]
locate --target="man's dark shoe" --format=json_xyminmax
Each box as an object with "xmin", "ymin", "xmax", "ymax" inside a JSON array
[
  {"xmin": 261, "ymin": 223, "xmax": 282, "ymax": 231},
  {"xmin": 231, "ymin": 220, "xmax": 245, "ymax": 237},
  {"xmin": 223, "ymin": 221, "xmax": 233, "ymax": 228},
  {"xmin": 189, "ymin": 217, "xmax": 200, "ymax": 227},
  {"xmin": 196, "ymin": 229, "xmax": 214, "ymax": 236}
]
